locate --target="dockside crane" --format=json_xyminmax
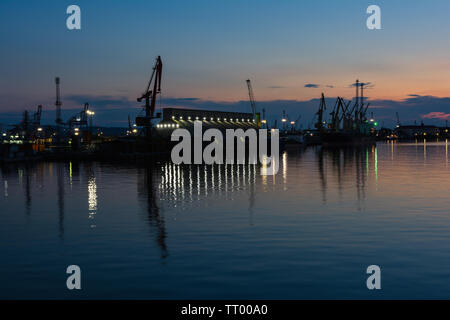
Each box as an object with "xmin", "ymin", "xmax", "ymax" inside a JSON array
[
  {"xmin": 33, "ymin": 105, "xmax": 42, "ymax": 127},
  {"xmin": 396, "ymin": 112, "xmax": 401, "ymax": 127},
  {"xmin": 136, "ymin": 56, "xmax": 163, "ymax": 136},
  {"xmin": 9, "ymin": 104, "xmax": 44, "ymax": 139},
  {"xmin": 363, "ymin": 103, "xmax": 370, "ymax": 120},
  {"xmin": 329, "ymin": 97, "xmax": 341, "ymax": 131},
  {"xmin": 315, "ymin": 93, "xmax": 327, "ymax": 132},
  {"xmin": 67, "ymin": 103, "xmax": 89, "ymax": 130},
  {"xmin": 246, "ymin": 79, "xmax": 257, "ymax": 119},
  {"xmin": 341, "ymin": 99, "xmax": 352, "ymax": 118},
  {"xmin": 294, "ymin": 115, "xmax": 302, "ymax": 131}
]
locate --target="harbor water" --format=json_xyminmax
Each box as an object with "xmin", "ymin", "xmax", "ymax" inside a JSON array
[{"xmin": 1, "ymin": 141, "xmax": 450, "ymax": 299}]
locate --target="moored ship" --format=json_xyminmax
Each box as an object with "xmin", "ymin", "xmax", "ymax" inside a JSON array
[{"xmin": 315, "ymin": 80, "xmax": 377, "ymax": 146}]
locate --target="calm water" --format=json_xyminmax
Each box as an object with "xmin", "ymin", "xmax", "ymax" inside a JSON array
[{"xmin": 1, "ymin": 141, "xmax": 450, "ymax": 299}]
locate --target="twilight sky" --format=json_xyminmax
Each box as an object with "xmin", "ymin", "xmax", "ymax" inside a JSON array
[{"xmin": 1, "ymin": 0, "xmax": 450, "ymax": 127}]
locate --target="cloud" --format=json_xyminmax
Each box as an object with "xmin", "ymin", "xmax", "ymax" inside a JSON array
[
  {"xmin": 326, "ymin": 85, "xmax": 334, "ymax": 88},
  {"xmin": 368, "ymin": 94, "xmax": 450, "ymax": 126},
  {"xmin": 267, "ymin": 86, "xmax": 286, "ymax": 89},
  {"xmin": 2, "ymin": 93, "xmax": 450, "ymax": 128},
  {"xmin": 422, "ymin": 112, "xmax": 450, "ymax": 120},
  {"xmin": 349, "ymin": 81, "xmax": 374, "ymax": 88},
  {"xmin": 304, "ymin": 83, "xmax": 319, "ymax": 88}
]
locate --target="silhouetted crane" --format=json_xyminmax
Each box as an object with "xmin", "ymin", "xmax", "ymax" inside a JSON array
[
  {"xmin": 136, "ymin": 56, "xmax": 163, "ymax": 136},
  {"xmin": 33, "ymin": 105, "xmax": 42, "ymax": 127},
  {"xmin": 315, "ymin": 93, "xmax": 327, "ymax": 132},
  {"xmin": 246, "ymin": 79, "xmax": 257, "ymax": 119}
]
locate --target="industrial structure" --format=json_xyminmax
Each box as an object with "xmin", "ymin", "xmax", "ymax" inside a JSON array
[
  {"xmin": 135, "ymin": 55, "xmax": 163, "ymax": 137},
  {"xmin": 132, "ymin": 60, "xmax": 262, "ymax": 139},
  {"xmin": 6, "ymin": 105, "xmax": 43, "ymax": 141},
  {"xmin": 8, "ymin": 55, "xmax": 450, "ymax": 162},
  {"xmin": 246, "ymin": 79, "xmax": 257, "ymax": 120},
  {"xmin": 152, "ymin": 77, "xmax": 261, "ymax": 137},
  {"xmin": 314, "ymin": 80, "xmax": 376, "ymax": 145},
  {"xmin": 154, "ymin": 108, "xmax": 258, "ymax": 137}
]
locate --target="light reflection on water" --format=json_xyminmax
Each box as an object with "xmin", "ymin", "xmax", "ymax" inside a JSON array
[{"xmin": 1, "ymin": 142, "xmax": 450, "ymax": 299}]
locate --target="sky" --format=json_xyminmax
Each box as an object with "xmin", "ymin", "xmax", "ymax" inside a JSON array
[{"xmin": 1, "ymin": 0, "xmax": 450, "ymax": 127}]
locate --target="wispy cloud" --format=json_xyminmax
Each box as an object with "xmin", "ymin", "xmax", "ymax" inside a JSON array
[
  {"xmin": 304, "ymin": 83, "xmax": 319, "ymax": 88},
  {"xmin": 349, "ymin": 81, "xmax": 374, "ymax": 88},
  {"xmin": 422, "ymin": 112, "xmax": 450, "ymax": 120}
]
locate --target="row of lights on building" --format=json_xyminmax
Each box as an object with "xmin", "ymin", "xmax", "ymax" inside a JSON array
[
  {"xmin": 171, "ymin": 116, "xmax": 255, "ymax": 123},
  {"xmin": 414, "ymin": 132, "xmax": 441, "ymax": 136},
  {"xmin": 157, "ymin": 123, "xmax": 180, "ymax": 129}
]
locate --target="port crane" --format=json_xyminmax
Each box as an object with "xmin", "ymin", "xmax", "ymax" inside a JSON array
[
  {"xmin": 33, "ymin": 105, "xmax": 42, "ymax": 127},
  {"xmin": 246, "ymin": 79, "xmax": 257, "ymax": 119},
  {"xmin": 136, "ymin": 56, "xmax": 163, "ymax": 136},
  {"xmin": 329, "ymin": 98, "xmax": 340, "ymax": 131},
  {"xmin": 8, "ymin": 105, "xmax": 43, "ymax": 139},
  {"xmin": 396, "ymin": 112, "xmax": 401, "ymax": 127},
  {"xmin": 323, "ymin": 79, "xmax": 372, "ymax": 133},
  {"xmin": 329, "ymin": 97, "xmax": 353, "ymax": 131},
  {"xmin": 315, "ymin": 93, "xmax": 327, "ymax": 132},
  {"xmin": 293, "ymin": 115, "xmax": 302, "ymax": 131},
  {"xmin": 67, "ymin": 103, "xmax": 89, "ymax": 131}
]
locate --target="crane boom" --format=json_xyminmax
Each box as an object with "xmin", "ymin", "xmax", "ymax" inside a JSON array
[
  {"xmin": 136, "ymin": 56, "xmax": 163, "ymax": 136},
  {"xmin": 137, "ymin": 56, "xmax": 163, "ymax": 120},
  {"xmin": 246, "ymin": 79, "xmax": 256, "ymax": 118}
]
